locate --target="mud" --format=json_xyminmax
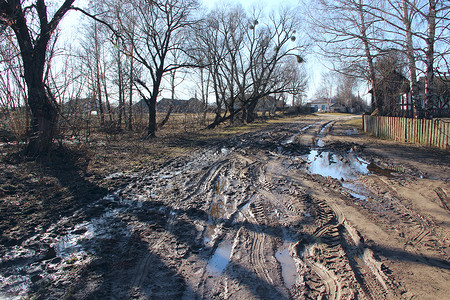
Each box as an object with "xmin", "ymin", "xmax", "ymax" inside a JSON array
[{"xmin": 1, "ymin": 114, "xmax": 449, "ymax": 299}]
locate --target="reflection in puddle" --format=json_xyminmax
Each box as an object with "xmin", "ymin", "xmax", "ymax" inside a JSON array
[
  {"xmin": 275, "ymin": 242, "xmax": 297, "ymax": 289},
  {"xmin": 281, "ymin": 123, "xmax": 317, "ymax": 145},
  {"xmin": 306, "ymin": 150, "xmax": 369, "ymax": 180},
  {"xmin": 317, "ymin": 139, "xmax": 325, "ymax": 148},
  {"xmin": 206, "ymin": 240, "xmax": 233, "ymax": 276},
  {"xmin": 315, "ymin": 122, "xmax": 333, "ymax": 148},
  {"xmin": 342, "ymin": 183, "xmax": 369, "ymax": 201},
  {"xmin": 215, "ymin": 148, "xmax": 229, "ymax": 155},
  {"xmin": 318, "ymin": 121, "xmax": 333, "ymax": 135},
  {"xmin": 204, "ymin": 224, "xmax": 217, "ymax": 243},
  {"xmin": 367, "ymin": 163, "xmax": 397, "ymax": 178},
  {"xmin": 346, "ymin": 128, "xmax": 358, "ymax": 135}
]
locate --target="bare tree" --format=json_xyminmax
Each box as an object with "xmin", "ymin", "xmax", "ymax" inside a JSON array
[
  {"xmin": 78, "ymin": 14, "xmax": 114, "ymax": 127},
  {"xmin": 113, "ymin": 0, "xmax": 199, "ymax": 138},
  {"xmin": 307, "ymin": 0, "xmax": 382, "ymax": 113},
  {"xmin": 362, "ymin": 0, "xmax": 447, "ymax": 117},
  {"xmin": 194, "ymin": 6, "xmax": 306, "ymax": 128},
  {"xmin": 0, "ymin": 0, "xmax": 75, "ymax": 154},
  {"xmin": 0, "ymin": 27, "xmax": 27, "ymax": 112}
]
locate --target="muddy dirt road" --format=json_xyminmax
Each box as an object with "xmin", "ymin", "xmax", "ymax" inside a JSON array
[{"xmin": 1, "ymin": 114, "xmax": 449, "ymax": 299}]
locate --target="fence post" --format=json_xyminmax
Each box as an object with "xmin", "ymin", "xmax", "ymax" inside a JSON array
[
  {"xmin": 444, "ymin": 122, "xmax": 450, "ymax": 149},
  {"xmin": 432, "ymin": 119, "xmax": 436, "ymax": 147}
]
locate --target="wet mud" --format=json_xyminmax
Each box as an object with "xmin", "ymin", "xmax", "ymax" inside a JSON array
[{"xmin": 1, "ymin": 115, "xmax": 449, "ymax": 299}]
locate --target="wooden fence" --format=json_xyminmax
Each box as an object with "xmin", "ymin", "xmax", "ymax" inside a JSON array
[{"xmin": 362, "ymin": 115, "xmax": 450, "ymax": 150}]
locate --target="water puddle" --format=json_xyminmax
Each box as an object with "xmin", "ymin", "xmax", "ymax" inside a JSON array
[
  {"xmin": 52, "ymin": 197, "xmax": 133, "ymax": 258},
  {"xmin": 316, "ymin": 121, "xmax": 333, "ymax": 148},
  {"xmin": 204, "ymin": 176, "xmax": 235, "ymax": 244},
  {"xmin": 316, "ymin": 139, "xmax": 325, "ymax": 148},
  {"xmin": 158, "ymin": 171, "xmax": 181, "ymax": 179},
  {"xmin": 0, "ymin": 274, "xmax": 29, "ymax": 299},
  {"xmin": 306, "ymin": 150, "xmax": 369, "ymax": 180},
  {"xmin": 346, "ymin": 128, "xmax": 358, "ymax": 135},
  {"xmin": 204, "ymin": 224, "xmax": 218, "ymax": 243},
  {"xmin": 105, "ymin": 172, "xmax": 124, "ymax": 179},
  {"xmin": 275, "ymin": 242, "xmax": 298, "ymax": 289},
  {"xmin": 206, "ymin": 240, "xmax": 233, "ymax": 276},
  {"xmin": 53, "ymin": 222, "xmax": 94, "ymax": 257},
  {"xmin": 367, "ymin": 163, "xmax": 397, "ymax": 178},
  {"xmin": 281, "ymin": 123, "xmax": 319, "ymax": 145},
  {"xmin": 342, "ymin": 182, "xmax": 371, "ymax": 201},
  {"xmin": 215, "ymin": 148, "xmax": 229, "ymax": 155},
  {"xmin": 319, "ymin": 121, "xmax": 333, "ymax": 135}
]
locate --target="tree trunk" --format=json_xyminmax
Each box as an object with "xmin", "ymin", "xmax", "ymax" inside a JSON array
[
  {"xmin": 159, "ymin": 105, "xmax": 173, "ymax": 129},
  {"xmin": 128, "ymin": 54, "xmax": 134, "ymax": 131},
  {"xmin": 402, "ymin": 0, "xmax": 420, "ymax": 118},
  {"xmin": 358, "ymin": 0, "xmax": 380, "ymax": 115},
  {"xmin": 117, "ymin": 46, "xmax": 125, "ymax": 129},
  {"xmin": 26, "ymin": 82, "xmax": 58, "ymax": 155},
  {"xmin": 101, "ymin": 67, "xmax": 113, "ymax": 123},
  {"xmin": 1, "ymin": 0, "xmax": 75, "ymax": 156},
  {"xmin": 245, "ymin": 98, "xmax": 258, "ymax": 123},
  {"xmin": 147, "ymin": 95, "xmax": 157, "ymax": 137},
  {"xmin": 159, "ymin": 70, "xmax": 177, "ymax": 129},
  {"xmin": 424, "ymin": 0, "xmax": 436, "ymax": 118}
]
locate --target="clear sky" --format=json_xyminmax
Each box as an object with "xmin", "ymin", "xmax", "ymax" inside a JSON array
[{"xmin": 200, "ymin": 0, "xmax": 300, "ymax": 11}]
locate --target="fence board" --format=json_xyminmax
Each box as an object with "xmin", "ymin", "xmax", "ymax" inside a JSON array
[{"xmin": 362, "ymin": 115, "xmax": 449, "ymax": 150}]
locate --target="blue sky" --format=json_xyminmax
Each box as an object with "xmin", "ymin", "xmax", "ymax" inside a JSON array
[{"xmin": 200, "ymin": 0, "xmax": 300, "ymax": 11}]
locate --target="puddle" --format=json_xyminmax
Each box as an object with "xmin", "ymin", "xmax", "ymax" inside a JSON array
[
  {"xmin": 306, "ymin": 150, "xmax": 369, "ymax": 180},
  {"xmin": 204, "ymin": 224, "xmax": 218, "ymax": 243},
  {"xmin": 53, "ymin": 224, "xmax": 94, "ymax": 257},
  {"xmin": 367, "ymin": 163, "xmax": 397, "ymax": 178},
  {"xmin": 52, "ymin": 198, "xmax": 132, "ymax": 258},
  {"xmin": 318, "ymin": 121, "xmax": 333, "ymax": 135},
  {"xmin": 316, "ymin": 121, "xmax": 333, "ymax": 148},
  {"xmin": 346, "ymin": 128, "xmax": 358, "ymax": 135},
  {"xmin": 342, "ymin": 182, "xmax": 370, "ymax": 201},
  {"xmin": 275, "ymin": 242, "xmax": 298, "ymax": 289},
  {"xmin": 281, "ymin": 124, "xmax": 317, "ymax": 145},
  {"xmin": 105, "ymin": 172, "xmax": 124, "ymax": 179},
  {"xmin": 215, "ymin": 148, "xmax": 229, "ymax": 155},
  {"xmin": 206, "ymin": 240, "xmax": 233, "ymax": 276}
]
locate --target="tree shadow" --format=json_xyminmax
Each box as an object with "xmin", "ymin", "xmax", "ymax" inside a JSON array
[
  {"xmin": 0, "ymin": 146, "xmax": 109, "ymax": 248},
  {"xmin": 372, "ymin": 245, "xmax": 450, "ymax": 271}
]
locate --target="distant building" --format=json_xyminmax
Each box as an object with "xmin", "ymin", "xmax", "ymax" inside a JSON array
[
  {"xmin": 63, "ymin": 97, "xmax": 101, "ymax": 115},
  {"xmin": 400, "ymin": 76, "xmax": 450, "ymax": 117},
  {"xmin": 307, "ymin": 99, "xmax": 346, "ymax": 113},
  {"xmin": 255, "ymin": 95, "xmax": 286, "ymax": 115},
  {"xmin": 369, "ymin": 70, "xmax": 410, "ymax": 116},
  {"xmin": 378, "ymin": 73, "xmax": 450, "ymax": 117},
  {"xmin": 134, "ymin": 97, "xmax": 206, "ymax": 113}
]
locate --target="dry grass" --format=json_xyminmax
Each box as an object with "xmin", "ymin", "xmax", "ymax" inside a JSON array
[{"xmin": 343, "ymin": 116, "xmax": 363, "ymax": 128}]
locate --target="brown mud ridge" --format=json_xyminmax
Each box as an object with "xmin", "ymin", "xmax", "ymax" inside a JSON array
[{"xmin": 1, "ymin": 115, "xmax": 449, "ymax": 299}]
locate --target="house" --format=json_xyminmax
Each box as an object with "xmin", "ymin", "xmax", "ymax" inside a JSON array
[
  {"xmin": 63, "ymin": 97, "xmax": 102, "ymax": 115},
  {"xmin": 307, "ymin": 99, "xmax": 346, "ymax": 113},
  {"xmin": 255, "ymin": 95, "xmax": 286, "ymax": 115},
  {"xmin": 369, "ymin": 70, "xmax": 410, "ymax": 116},
  {"xmin": 134, "ymin": 97, "xmax": 206, "ymax": 113},
  {"xmin": 398, "ymin": 76, "xmax": 450, "ymax": 117}
]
